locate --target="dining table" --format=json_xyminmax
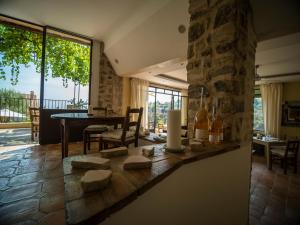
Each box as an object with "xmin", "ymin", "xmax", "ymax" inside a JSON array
[
  {"xmin": 252, "ymin": 136, "xmax": 286, "ymax": 169},
  {"xmin": 51, "ymin": 112, "xmax": 125, "ymax": 158}
]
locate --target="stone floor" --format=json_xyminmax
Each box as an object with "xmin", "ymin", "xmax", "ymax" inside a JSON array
[
  {"xmin": 0, "ymin": 142, "xmax": 299, "ymax": 225},
  {"xmin": 250, "ymin": 154, "xmax": 300, "ymax": 225},
  {"xmin": 0, "ymin": 128, "xmax": 37, "ymax": 147}
]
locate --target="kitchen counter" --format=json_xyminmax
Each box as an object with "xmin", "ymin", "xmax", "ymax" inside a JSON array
[{"xmin": 63, "ymin": 142, "xmax": 239, "ymax": 225}]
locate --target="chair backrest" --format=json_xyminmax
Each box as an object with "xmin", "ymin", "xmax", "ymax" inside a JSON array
[
  {"xmin": 286, "ymin": 140, "xmax": 300, "ymax": 157},
  {"xmin": 29, "ymin": 107, "xmax": 40, "ymax": 123},
  {"xmin": 121, "ymin": 107, "xmax": 143, "ymax": 142},
  {"xmin": 93, "ymin": 107, "xmax": 107, "ymax": 116}
]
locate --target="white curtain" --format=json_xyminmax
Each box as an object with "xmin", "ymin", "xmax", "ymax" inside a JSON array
[
  {"xmin": 260, "ymin": 83, "xmax": 283, "ymax": 138},
  {"xmin": 130, "ymin": 78, "xmax": 149, "ymax": 130}
]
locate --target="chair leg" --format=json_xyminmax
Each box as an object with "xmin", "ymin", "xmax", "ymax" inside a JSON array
[
  {"xmin": 280, "ymin": 159, "xmax": 284, "ymax": 168},
  {"xmin": 31, "ymin": 127, "xmax": 34, "ymax": 141},
  {"xmin": 83, "ymin": 132, "xmax": 87, "ymax": 154},
  {"xmin": 99, "ymin": 138, "xmax": 103, "ymax": 151},
  {"xmin": 88, "ymin": 135, "xmax": 91, "ymax": 150},
  {"xmin": 134, "ymin": 139, "xmax": 138, "ymax": 147},
  {"xmin": 104, "ymin": 143, "xmax": 108, "ymax": 149},
  {"xmin": 284, "ymin": 158, "xmax": 288, "ymax": 174},
  {"xmin": 294, "ymin": 158, "xmax": 297, "ymax": 174},
  {"xmin": 270, "ymin": 154, "xmax": 273, "ymax": 170}
]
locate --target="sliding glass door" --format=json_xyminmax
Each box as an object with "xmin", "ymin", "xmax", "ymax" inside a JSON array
[
  {"xmin": 148, "ymin": 86, "xmax": 188, "ymax": 132},
  {"xmin": 0, "ymin": 15, "xmax": 92, "ymax": 144},
  {"xmin": 43, "ymin": 27, "xmax": 91, "ymax": 110}
]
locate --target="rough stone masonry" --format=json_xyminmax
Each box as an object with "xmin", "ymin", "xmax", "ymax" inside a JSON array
[
  {"xmin": 187, "ymin": 0, "xmax": 256, "ymax": 144},
  {"xmin": 97, "ymin": 41, "xmax": 123, "ymax": 115}
]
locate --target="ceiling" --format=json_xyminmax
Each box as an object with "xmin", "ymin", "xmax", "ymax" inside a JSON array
[{"xmin": 1, "ymin": 0, "xmax": 300, "ymax": 89}]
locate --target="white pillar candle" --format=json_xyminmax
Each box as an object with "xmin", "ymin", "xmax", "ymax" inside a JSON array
[{"xmin": 167, "ymin": 110, "xmax": 181, "ymax": 149}]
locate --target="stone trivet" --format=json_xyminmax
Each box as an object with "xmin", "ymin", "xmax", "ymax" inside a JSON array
[
  {"xmin": 123, "ymin": 155, "xmax": 152, "ymax": 170},
  {"xmin": 100, "ymin": 147, "xmax": 128, "ymax": 158},
  {"xmin": 71, "ymin": 156, "xmax": 110, "ymax": 169},
  {"xmin": 142, "ymin": 146, "xmax": 154, "ymax": 157},
  {"xmin": 81, "ymin": 170, "xmax": 112, "ymax": 192}
]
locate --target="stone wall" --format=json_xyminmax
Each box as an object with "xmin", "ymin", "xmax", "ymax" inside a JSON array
[
  {"xmin": 97, "ymin": 42, "xmax": 123, "ymax": 114},
  {"xmin": 187, "ymin": 0, "xmax": 256, "ymax": 144}
]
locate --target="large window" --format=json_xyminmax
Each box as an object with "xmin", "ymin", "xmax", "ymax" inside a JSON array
[
  {"xmin": 253, "ymin": 87, "xmax": 264, "ymax": 131},
  {"xmin": 0, "ymin": 15, "xmax": 91, "ymax": 118},
  {"xmin": 148, "ymin": 86, "xmax": 187, "ymax": 132},
  {"xmin": 44, "ymin": 28, "xmax": 91, "ymax": 109}
]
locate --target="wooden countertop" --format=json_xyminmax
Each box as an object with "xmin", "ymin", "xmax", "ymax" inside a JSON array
[{"xmin": 63, "ymin": 142, "xmax": 240, "ymax": 225}]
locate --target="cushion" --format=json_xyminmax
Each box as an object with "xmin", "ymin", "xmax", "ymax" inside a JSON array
[
  {"xmin": 271, "ymin": 148, "xmax": 295, "ymax": 157},
  {"xmin": 101, "ymin": 129, "xmax": 135, "ymax": 140},
  {"xmin": 85, "ymin": 124, "xmax": 108, "ymax": 132}
]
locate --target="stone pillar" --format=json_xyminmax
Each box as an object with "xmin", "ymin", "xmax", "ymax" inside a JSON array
[
  {"xmin": 187, "ymin": 0, "xmax": 256, "ymax": 144},
  {"xmin": 90, "ymin": 40, "xmax": 101, "ymax": 107},
  {"xmin": 97, "ymin": 42, "xmax": 123, "ymax": 114}
]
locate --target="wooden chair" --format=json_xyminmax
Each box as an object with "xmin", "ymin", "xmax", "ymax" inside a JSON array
[
  {"xmin": 83, "ymin": 107, "xmax": 108, "ymax": 154},
  {"xmin": 29, "ymin": 107, "xmax": 40, "ymax": 141},
  {"xmin": 99, "ymin": 107, "xmax": 143, "ymax": 150},
  {"xmin": 270, "ymin": 140, "xmax": 300, "ymax": 174}
]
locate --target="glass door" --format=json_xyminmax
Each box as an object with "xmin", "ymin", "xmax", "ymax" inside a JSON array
[
  {"xmin": 42, "ymin": 27, "xmax": 91, "ymax": 110},
  {"xmin": 39, "ymin": 27, "xmax": 92, "ymax": 144}
]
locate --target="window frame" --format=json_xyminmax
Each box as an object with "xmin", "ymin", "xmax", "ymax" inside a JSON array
[
  {"xmin": 147, "ymin": 85, "xmax": 187, "ymax": 132},
  {"xmin": 0, "ymin": 14, "xmax": 93, "ymax": 109}
]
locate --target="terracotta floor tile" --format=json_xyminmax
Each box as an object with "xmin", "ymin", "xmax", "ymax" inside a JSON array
[
  {"xmin": 0, "ymin": 198, "xmax": 39, "ymax": 225},
  {"xmin": 0, "ymin": 143, "xmax": 299, "ymax": 225},
  {"xmin": 8, "ymin": 172, "xmax": 43, "ymax": 187},
  {"xmin": 249, "ymin": 155, "xmax": 300, "ymax": 225},
  {"xmin": 41, "ymin": 177, "xmax": 64, "ymax": 194},
  {"xmin": 39, "ymin": 209, "xmax": 65, "ymax": 225},
  {"xmin": 39, "ymin": 193, "xmax": 65, "ymax": 213},
  {"xmin": 0, "ymin": 182, "xmax": 42, "ymax": 204}
]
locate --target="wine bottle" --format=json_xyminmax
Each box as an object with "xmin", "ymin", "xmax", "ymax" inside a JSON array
[
  {"xmin": 209, "ymin": 102, "xmax": 223, "ymax": 144},
  {"xmin": 215, "ymin": 106, "xmax": 224, "ymax": 143},
  {"xmin": 209, "ymin": 105, "xmax": 216, "ymax": 143},
  {"xmin": 194, "ymin": 88, "xmax": 209, "ymax": 142}
]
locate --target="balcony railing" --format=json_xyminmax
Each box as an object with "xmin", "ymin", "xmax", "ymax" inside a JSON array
[{"xmin": 0, "ymin": 97, "xmax": 87, "ymax": 123}]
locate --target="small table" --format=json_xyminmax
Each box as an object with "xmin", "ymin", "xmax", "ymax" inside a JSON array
[
  {"xmin": 252, "ymin": 137, "xmax": 286, "ymax": 169},
  {"xmin": 51, "ymin": 113, "xmax": 125, "ymax": 158}
]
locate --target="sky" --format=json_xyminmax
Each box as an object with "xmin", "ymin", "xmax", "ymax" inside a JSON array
[{"xmin": 0, "ymin": 62, "xmax": 89, "ymax": 102}]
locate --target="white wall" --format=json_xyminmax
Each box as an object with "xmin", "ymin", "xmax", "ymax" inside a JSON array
[{"xmin": 101, "ymin": 145, "xmax": 251, "ymax": 225}]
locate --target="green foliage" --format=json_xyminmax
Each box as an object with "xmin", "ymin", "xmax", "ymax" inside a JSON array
[
  {"xmin": 0, "ymin": 23, "xmax": 90, "ymax": 86},
  {"xmin": 253, "ymin": 97, "xmax": 264, "ymax": 131},
  {"xmin": 0, "ymin": 25, "xmax": 42, "ymax": 85},
  {"xmin": 0, "ymin": 88, "xmax": 23, "ymax": 100}
]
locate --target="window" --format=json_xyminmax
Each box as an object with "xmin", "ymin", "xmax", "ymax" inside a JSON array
[
  {"xmin": 0, "ymin": 15, "xmax": 92, "ymax": 113},
  {"xmin": 43, "ymin": 28, "xmax": 91, "ymax": 109},
  {"xmin": 253, "ymin": 87, "xmax": 264, "ymax": 131},
  {"xmin": 147, "ymin": 86, "xmax": 188, "ymax": 132}
]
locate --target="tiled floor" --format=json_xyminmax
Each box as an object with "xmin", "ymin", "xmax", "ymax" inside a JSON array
[
  {"xmin": 250, "ymin": 155, "xmax": 300, "ymax": 225},
  {"xmin": 0, "ymin": 128, "xmax": 36, "ymax": 147},
  {"xmin": 0, "ymin": 142, "xmax": 299, "ymax": 225}
]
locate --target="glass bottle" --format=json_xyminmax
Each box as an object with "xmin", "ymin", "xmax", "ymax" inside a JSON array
[
  {"xmin": 209, "ymin": 105, "xmax": 216, "ymax": 143},
  {"xmin": 194, "ymin": 88, "xmax": 209, "ymax": 142},
  {"xmin": 209, "ymin": 103, "xmax": 223, "ymax": 144},
  {"xmin": 215, "ymin": 109, "xmax": 224, "ymax": 143}
]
